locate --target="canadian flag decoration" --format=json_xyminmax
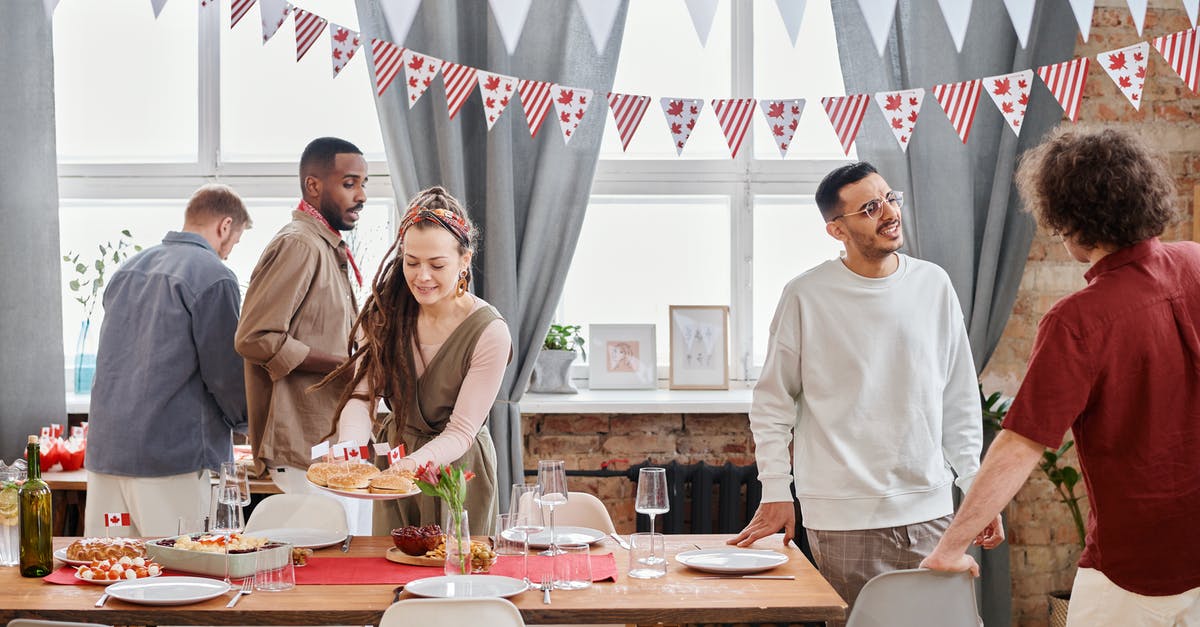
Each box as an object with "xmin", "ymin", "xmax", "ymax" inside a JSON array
[
  {"xmin": 552, "ymin": 86, "xmax": 593, "ymax": 145},
  {"xmin": 661, "ymin": 98, "xmax": 704, "ymax": 156},
  {"xmin": 260, "ymin": 0, "xmax": 293, "ymax": 44},
  {"xmin": 293, "ymin": 9, "xmax": 327, "ymax": 62},
  {"xmin": 346, "ymin": 444, "xmax": 371, "ymax": 460},
  {"xmin": 104, "ymin": 512, "xmax": 131, "ymax": 527},
  {"xmin": 477, "ymin": 71, "xmax": 519, "ymax": 130},
  {"xmin": 758, "ymin": 99, "xmax": 805, "ymax": 158},
  {"xmin": 370, "ymin": 38, "xmax": 405, "ymax": 97},
  {"xmin": 329, "ymin": 24, "xmax": 362, "ymax": 78},
  {"xmin": 442, "ymin": 61, "xmax": 480, "ymax": 120},
  {"xmin": 231, "ymin": 0, "xmax": 256, "ymax": 29},
  {"xmin": 1037, "ymin": 58, "xmax": 1090, "ymax": 122},
  {"xmin": 1098, "ymin": 41, "xmax": 1149, "ymax": 109},
  {"xmin": 518, "ymin": 79, "xmax": 555, "ymax": 138},
  {"xmin": 821, "ymin": 94, "xmax": 870, "ymax": 155},
  {"xmin": 387, "ymin": 444, "xmax": 407, "ymax": 466},
  {"xmin": 402, "ymin": 50, "xmax": 442, "ymax": 108},
  {"xmin": 607, "ymin": 93, "xmax": 652, "ymax": 152},
  {"xmin": 983, "ymin": 70, "xmax": 1033, "ymax": 137},
  {"xmin": 711, "ymin": 98, "xmax": 757, "ymax": 158},
  {"xmin": 1152, "ymin": 27, "xmax": 1199, "ymax": 94},
  {"xmin": 40, "ymin": 427, "xmax": 50, "ymax": 439},
  {"xmin": 931, "ymin": 79, "xmax": 982, "ymax": 144},
  {"xmin": 874, "ymin": 88, "xmax": 924, "ymax": 151}
]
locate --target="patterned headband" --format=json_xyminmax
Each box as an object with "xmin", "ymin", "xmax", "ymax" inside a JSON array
[{"xmin": 399, "ymin": 205, "xmax": 470, "ymax": 247}]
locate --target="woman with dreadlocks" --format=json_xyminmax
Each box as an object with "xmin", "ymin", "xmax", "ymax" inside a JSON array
[{"xmin": 324, "ymin": 186, "xmax": 510, "ymax": 535}]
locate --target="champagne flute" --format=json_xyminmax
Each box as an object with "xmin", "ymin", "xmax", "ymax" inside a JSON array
[
  {"xmin": 220, "ymin": 461, "xmax": 251, "ymax": 507},
  {"xmin": 635, "ymin": 467, "xmax": 669, "ymax": 564},
  {"xmin": 211, "ymin": 485, "xmax": 244, "ymax": 584},
  {"xmin": 508, "ymin": 483, "xmax": 544, "ymax": 584},
  {"xmin": 535, "ymin": 460, "xmax": 568, "ymax": 556}
]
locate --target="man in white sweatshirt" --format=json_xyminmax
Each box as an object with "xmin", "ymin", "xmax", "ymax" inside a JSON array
[{"xmin": 729, "ymin": 162, "xmax": 1001, "ymax": 616}]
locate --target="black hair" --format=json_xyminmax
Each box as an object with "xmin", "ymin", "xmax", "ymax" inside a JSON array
[
  {"xmin": 815, "ymin": 162, "xmax": 878, "ymax": 220},
  {"xmin": 299, "ymin": 137, "xmax": 363, "ymax": 179}
]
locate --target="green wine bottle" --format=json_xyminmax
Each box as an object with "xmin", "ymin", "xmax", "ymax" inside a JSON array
[{"xmin": 19, "ymin": 434, "xmax": 52, "ymax": 577}]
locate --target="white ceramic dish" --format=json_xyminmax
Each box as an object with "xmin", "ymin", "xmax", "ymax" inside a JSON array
[
  {"xmin": 104, "ymin": 576, "xmax": 231, "ymax": 606},
  {"xmin": 674, "ymin": 548, "xmax": 789, "ymax": 574},
  {"xmin": 512, "ymin": 526, "xmax": 606, "ymax": 549},
  {"xmin": 305, "ymin": 479, "xmax": 421, "ymax": 501},
  {"xmin": 247, "ymin": 527, "xmax": 346, "ymax": 550},
  {"xmin": 74, "ymin": 569, "xmax": 161, "ymax": 585},
  {"xmin": 144, "ymin": 537, "xmax": 287, "ymax": 580},
  {"xmin": 53, "ymin": 548, "xmax": 91, "ymax": 567},
  {"xmin": 405, "ymin": 575, "xmax": 529, "ymax": 599}
]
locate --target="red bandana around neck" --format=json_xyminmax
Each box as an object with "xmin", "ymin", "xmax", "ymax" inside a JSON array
[{"xmin": 297, "ymin": 199, "xmax": 363, "ymax": 288}]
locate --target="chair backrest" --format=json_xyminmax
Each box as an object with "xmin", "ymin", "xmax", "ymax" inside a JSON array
[
  {"xmin": 9, "ymin": 620, "xmax": 109, "ymax": 627},
  {"xmin": 846, "ymin": 568, "xmax": 982, "ymax": 627},
  {"xmin": 243, "ymin": 493, "xmax": 348, "ymax": 535},
  {"xmin": 517, "ymin": 490, "xmax": 616, "ymax": 535},
  {"xmin": 379, "ymin": 597, "xmax": 525, "ymax": 627}
]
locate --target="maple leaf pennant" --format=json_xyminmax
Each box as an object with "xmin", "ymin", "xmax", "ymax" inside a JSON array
[
  {"xmin": 758, "ymin": 98, "xmax": 805, "ymax": 158},
  {"xmin": 1097, "ymin": 41, "xmax": 1149, "ymax": 110},
  {"xmin": 329, "ymin": 23, "xmax": 362, "ymax": 78},
  {"xmin": 661, "ymin": 97, "xmax": 704, "ymax": 156},
  {"xmin": 551, "ymin": 85, "xmax": 593, "ymax": 145},
  {"xmin": 402, "ymin": 49, "xmax": 442, "ymax": 108},
  {"xmin": 259, "ymin": 0, "xmax": 292, "ymax": 44},
  {"xmin": 477, "ymin": 71, "xmax": 519, "ymax": 130},
  {"xmin": 873, "ymin": 88, "xmax": 924, "ymax": 151},
  {"xmin": 983, "ymin": 69, "xmax": 1034, "ymax": 137}
]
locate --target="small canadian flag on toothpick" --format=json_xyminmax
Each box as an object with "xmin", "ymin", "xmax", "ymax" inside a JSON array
[
  {"xmin": 387, "ymin": 444, "xmax": 407, "ymax": 466},
  {"xmin": 105, "ymin": 512, "xmax": 131, "ymax": 527}
]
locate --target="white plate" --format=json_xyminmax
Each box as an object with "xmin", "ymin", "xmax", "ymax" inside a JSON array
[
  {"xmin": 247, "ymin": 527, "xmax": 347, "ymax": 549},
  {"xmin": 104, "ymin": 576, "xmax": 231, "ymax": 606},
  {"xmin": 512, "ymin": 526, "xmax": 606, "ymax": 549},
  {"xmin": 53, "ymin": 548, "xmax": 90, "ymax": 567},
  {"xmin": 405, "ymin": 575, "xmax": 529, "ymax": 599},
  {"xmin": 306, "ymin": 479, "xmax": 421, "ymax": 501},
  {"xmin": 74, "ymin": 569, "xmax": 162, "ymax": 585},
  {"xmin": 674, "ymin": 548, "xmax": 789, "ymax": 574}
]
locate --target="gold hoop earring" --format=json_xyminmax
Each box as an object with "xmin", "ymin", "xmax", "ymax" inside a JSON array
[{"xmin": 456, "ymin": 270, "xmax": 468, "ymax": 297}]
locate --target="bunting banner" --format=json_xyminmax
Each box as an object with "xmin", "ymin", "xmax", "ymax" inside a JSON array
[
  {"xmin": 822, "ymin": 94, "xmax": 870, "ymax": 155},
  {"xmin": 1002, "ymin": 0, "xmax": 1035, "ymax": 48},
  {"xmin": 1038, "ymin": 57, "xmax": 1090, "ymax": 121},
  {"xmin": 712, "ymin": 98, "xmax": 756, "ymax": 158},
  {"xmin": 518, "ymin": 79, "xmax": 555, "ymax": 138},
  {"xmin": 380, "ymin": 0, "xmax": 421, "ymax": 48},
  {"xmin": 578, "ymin": 0, "xmax": 624, "ymax": 54},
  {"xmin": 1188, "ymin": 0, "xmax": 1199, "ymax": 28},
  {"xmin": 552, "ymin": 85, "xmax": 592, "ymax": 144},
  {"xmin": 1098, "ymin": 41, "xmax": 1149, "ymax": 109},
  {"xmin": 684, "ymin": 0, "xmax": 719, "ymax": 46},
  {"xmin": 775, "ymin": 0, "xmax": 808, "ymax": 47},
  {"xmin": 1068, "ymin": 0, "xmax": 1096, "ymax": 43},
  {"xmin": 293, "ymin": 8, "xmax": 326, "ymax": 62},
  {"xmin": 441, "ymin": 61, "xmax": 479, "ymax": 120},
  {"xmin": 983, "ymin": 70, "xmax": 1034, "ymax": 137},
  {"xmin": 151, "ymin": 0, "xmax": 168, "ymax": 18},
  {"xmin": 329, "ymin": 24, "xmax": 362, "ymax": 78},
  {"xmin": 402, "ymin": 50, "xmax": 441, "ymax": 108},
  {"xmin": 1152, "ymin": 27, "xmax": 1199, "ymax": 94},
  {"xmin": 875, "ymin": 88, "xmax": 924, "ymax": 150},
  {"xmin": 935, "ymin": 0, "xmax": 971, "ymax": 52},
  {"xmin": 607, "ymin": 93, "xmax": 652, "ymax": 152},
  {"xmin": 759, "ymin": 98, "xmax": 805, "ymax": 158},
  {"xmin": 931, "ymin": 79, "xmax": 982, "ymax": 144},
  {"xmin": 856, "ymin": 0, "xmax": 898, "ymax": 56},
  {"xmin": 370, "ymin": 38, "xmax": 404, "ymax": 97},
  {"xmin": 488, "ymin": 0, "xmax": 534, "ymax": 55},
  {"xmin": 260, "ymin": 0, "xmax": 292, "ymax": 44},
  {"xmin": 1127, "ymin": 0, "xmax": 1148, "ymax": 36},
  {"xmin": 477, "ymin": 71, "xmax": 518, "ymax": 129},
  {"xmin": 231, "ymin": 0, "xmax": 255, "ymax": 29},
  {"xmin": 662, "ymin": 97, "xmax": 704, "ymax": 156}
]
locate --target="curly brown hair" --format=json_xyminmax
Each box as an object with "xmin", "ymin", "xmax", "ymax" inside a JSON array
[
  {"xmin": 1015, "ymin": 128, "xmax": 1175, "ymax": 249},
  {"xmin": 316, "ymin": 186, "xmax": 477, "ymax": 438}
]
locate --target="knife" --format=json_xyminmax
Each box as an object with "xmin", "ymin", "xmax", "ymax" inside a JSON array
[
  {"xmin": 608, "ymin": 532, "xmax": 630, "ymax": 550},
  {"xmin": 94, "ymin": 593, "xmax": 109, "ymax": 608},
  {"xmin": 340, "ymin": 535, "xmax": 353, "ymax": 553},
  {"xmin": 694, "ymin": 575, "xmax": 795, "ymax": 580}
]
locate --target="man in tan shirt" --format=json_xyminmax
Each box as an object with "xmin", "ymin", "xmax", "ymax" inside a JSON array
[{"xmin": 235, "ymin": 137, "xmax": 365, "ymax": 507}]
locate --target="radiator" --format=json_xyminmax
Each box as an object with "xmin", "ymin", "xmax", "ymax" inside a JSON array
[{"xmin": 631, "ymin": 460, "xmax": 761, "ymax": 534}]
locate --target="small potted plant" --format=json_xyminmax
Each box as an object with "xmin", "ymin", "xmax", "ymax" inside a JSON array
[
  {"xmin": 528, "ymin": 323, "xmax": 585, "ymax": 394},
  {"xmin": 63, "ymin": 230, "xmax": 141, "ymax": 393}
]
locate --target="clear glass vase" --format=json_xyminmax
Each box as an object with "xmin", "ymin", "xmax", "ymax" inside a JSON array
[{"xmin": 443, "ymin": 508, "xmax": 471, "ymax": 576}]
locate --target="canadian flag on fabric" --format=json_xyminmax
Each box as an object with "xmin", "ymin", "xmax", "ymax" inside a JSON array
[
  {"xmin": 874, "ymin": 88, "xmax": 924, "ymax": 151},
  {"xmin": 821, "ymin": 94, "xmax": 870, "ymax": 156},
  {"xmin": 607, "ymin": 93, "xmax": 652, "ymax": 152},
  {"xmin": 370, "ymin": 38, "xmax": 405, "ymax": 97},
  {"xmin": 441, "ymin": 61, "xmax": 480, "ymax": 120},
  {"xmin": 402, "ymin": 50, "xmax": 442, "ymax": 109},
  {"xmin": 931, "ymin": 79, "xmax": 982, "ymax": 144},
  {"xmin": 293, "ymin": 9, "xmax": 327, "ymax": 62},
  {"xmin": 711, "ymin": 98, "xmax": 757, "ymax": 158},
  {"xmin": 329, "ymin": 24, "xmax": 362, "ymax": 78},
  {"xmin": 1037, "ymin": 58, "xmax": 1090, "ymax": 122},
  {"xmin": 1152, "ymin": 28, "xmax": 1199, "ymax": 94},
  {"xmin": 661, "ymin": 97, "xmax": 704, "ymax": 156},
  {"xmin": 477, "ymin": 71, "xmax": 518, "ymax": 130},
  {"xmin": 104, "ymin": 512, "xmax": 131, "ymax": 527},
  {"xmin": 387, "ymin": 444, "xmax": 407, "ymax": 466},
  {"xmin": 518, "ymin": 79, "xmax": 555, "ymax": 138},
  {"xmin": 983, "ymin": 70, "xmax": 1034, "ymax": 137},
  {"xmin": 552, "ymin": 85, "xmax": 593, "ymax": 145},
  {"xmin": 1098, "ymin": 42, "xmax": 1149, "ymax": 109}
]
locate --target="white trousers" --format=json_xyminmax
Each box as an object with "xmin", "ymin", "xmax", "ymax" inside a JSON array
[
  {"xmin": 84, "ymin": 470, "xmax": 211, "ymax": 538},
  {"xmin": 1068, "ymin": 567, "xmax": 1200, "ymax": 627},
  {"xmin": 268, "ymin": 466, "xmax": 373, "ymax": 536}
]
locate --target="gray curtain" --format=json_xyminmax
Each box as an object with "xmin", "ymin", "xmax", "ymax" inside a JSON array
[
  {"xmin": 0, "ymin": 2, "xmax": 67, "ymax": 461},
  {"xmin": 355, "ymin": 0, "xmax": 628, "ymax": 508},
  {"xmin": 829, "ymin": 1, "xmax": 1079, "ymax": 625}
]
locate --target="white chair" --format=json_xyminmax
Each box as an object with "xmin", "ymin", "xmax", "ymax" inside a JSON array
[
  {"xmin": 243, "ymin": 493, "xmax": 348, "ymax": 537},
  {"xmin": 9, "ymin": 620, "xmax": 109, "ymax": 627},
  {"xmin": 379, "ymin": 597, "xmax": 525, "ymax": 627},
  {"xmin": 846, "ymin": 568, "xmax": 982, "ymax": 627},
  {"xmin": 517, "ymin": 491, "xmax": 617, "ymax": 535}
]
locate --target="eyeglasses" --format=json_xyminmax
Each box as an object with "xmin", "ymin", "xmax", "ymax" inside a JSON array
[{"xmin": 830, "ymin": 190, "xmax": 904, "ymax": 222}]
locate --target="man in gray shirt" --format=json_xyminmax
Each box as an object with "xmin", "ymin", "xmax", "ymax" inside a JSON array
[{"xmin": 84, "ymin": 184, "xmax": 251, "ymax": 537}]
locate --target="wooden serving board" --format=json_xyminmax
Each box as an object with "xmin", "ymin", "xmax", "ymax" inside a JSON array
[{"xmin": 384, "ymin": 547, "xmax": 443, "ymax": 567}]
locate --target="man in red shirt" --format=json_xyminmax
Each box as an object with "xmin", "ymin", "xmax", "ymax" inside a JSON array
[{"xmin": 922, "ymin": 128, "xmax": 1200, "ymax": 625}]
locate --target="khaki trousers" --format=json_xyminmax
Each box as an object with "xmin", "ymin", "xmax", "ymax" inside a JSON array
[
  {"xmin": 84, "ymin": 470, "xmax": 211, "ymax": 538},
  {"xmin": 1068, "ymin": 567, "xmax": 1200, "ymax": 627}
]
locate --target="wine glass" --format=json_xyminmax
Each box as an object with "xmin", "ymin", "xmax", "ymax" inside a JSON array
[
  {"xmin": 211, "ymin": 485, "xmax": 244, "ymax": 584},
  {"xmin": 535, "ymin": 460, "xmax": 568, "ymax": 556},
  {"xmin": 635, "ymin": 467, "xmax": 669, "ymax": 564},
  {"xmin": 508, "ymin": 483, "xmax": 544, "ymax": 584},
  {"xmin": 220, "ymin": 461, "xmax": 252, "ymax": 507}
]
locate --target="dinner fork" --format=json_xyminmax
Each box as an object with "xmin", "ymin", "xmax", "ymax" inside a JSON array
[
  {"xmin": 540, "ymin": 574, "xmax": 552, "ymax": 605},
  {"xmin": 226, "ymin": 577, "xmax": 253, "ymax": 608}
]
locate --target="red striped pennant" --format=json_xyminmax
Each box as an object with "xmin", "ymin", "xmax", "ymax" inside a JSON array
[
  {"xmin": 231, "ymin": 0, "xmax": 255, "ymax": 28},
  {"xmin": 1152, "ymin": 27, "xmax": 1200, "ymax": 94},
  {"xmin": 518, "ymin": 79, "xmax": 555, "ymax": 138},
  {"xmin": 931, "ymin": 79, "xmax": 982, "ymax": 144},
  {"xmin": 402, "ymin": 50, "xmax": 441, "ymax": 109},
  {"xmin": 329, "ymin": 24, "xmax": 362, "ymax": 78},
  {"xmin": 293, "ymin": 8, "xmax": 326, "ymax": 62},
  {"xmin": 821, "ymin": 94, "xmax": 870, "ymax": 155},
  {"xmin": 1037, "ymin": 58, "xmax": 1090, "ymax": 122},
  {"xmin": 441, "ymin": 61, "xmax": 479, "ymax": 120},
  {"xmin": 711, "ymin": 98, "xmax": 756, "ymax": 158},
  {"xmin": 758, "ymin": 99, "xmax": 805, "ymax": 158},
  {"xmin": 606, "ymin": 93, "xmax": 651, "ymax": 152},
  {"xmin": 370, "ymin": 38, "xmax": 404, "ymax": 97}
]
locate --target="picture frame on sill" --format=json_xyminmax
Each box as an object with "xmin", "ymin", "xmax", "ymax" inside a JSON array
[
  {"xmin": 587, "ymin": 324, "xmax": 657, "ymax": 390},
  {"xmin": 668, "ymin": 305, "xmax": 729, "ymax": 390}
]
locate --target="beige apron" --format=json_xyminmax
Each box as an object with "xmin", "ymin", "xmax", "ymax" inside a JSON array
[{"xmin": 372, "ymin": 306, "xmax": 502, "ymax": 535}]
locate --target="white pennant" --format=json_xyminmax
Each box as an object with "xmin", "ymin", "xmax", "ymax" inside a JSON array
[
  {"xmin": 402, "ymin": 49, "xmax": 442, "ymax": 108},
  {"xmin": 551, "ymin": 85, "xmax": 592, "ymax": 145},
  {"xmin": 43, "ymin": 0, "xmax": 60, "ymax": 20},
  {"xmin": 380, "ymin": 0, "xmax": 421, "ymax": 47},
  {"xmin": 774, "ymin": 0, "xmax": 807, "ymax": 46},
  {"xmin": 1098, "ymin": 41, "xmax": 1150, "ymax": 110},
  {"xmin": 936, "ymin": 0, "xmax": 972, "ymax": 52},
  {"xmin": 477, "ymin": 71, "xmax": 519, "ymax": 130},
  {"xmin": 983, "ymin": 70, "xmax": 1034, "ymax": 137},
  {"xmin": 855, "ymin": 0, "xmax": 898, "ymax": 56},
  {"xmin": 488, "ymin": 0, "xmax": 534, "ymax": 55},
  {"xmin": 1126, "ymin": 0, "xmax": 1147, "ymax": 36},
  {"xmin": 874, "ymin": 88, "xmax": 924, "ymax": 151},
  {"xmin": 1002, "ymin": 0, "xmax": 1035, "ymax": 48},
  {"xmin": 1068, "ymin": 0, "xmax": 1095, "ymax": 42},
  {"xmin": 577, "ymin": 0, "xmax": 624, "ymax": 54},
  {"xmin": 151, "ymin": 0, "xmax": 169, "ymax": 18},
  {"xmin": 260, "ymin": 0, "xmax": 293, "ymax": 44},
  {"xmin": 684, "ymin": 0, "xmax": 720, "ymax": 46},
  {"xmin": 759, "ymin": 99, "xmax": 805, "ymax": 158},
  {"xmin": 1186, "ymin": 0, "xmax": 1199, "ymax": 28}
]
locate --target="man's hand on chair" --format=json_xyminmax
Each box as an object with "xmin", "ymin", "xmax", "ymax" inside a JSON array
[
  {"xmin": 727, "ymin": 501, "xmax": 795, "ymax": 548},
  {"xmin": 920, "ymin": 548, "xmax": 980, "ymax": 577}
]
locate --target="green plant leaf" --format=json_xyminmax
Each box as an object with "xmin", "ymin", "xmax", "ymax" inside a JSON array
[
  {"xmin": 121, "ymin": 229, "xmax": 131, "ymax": 237},
  {"xmin": 69, "ymin": 280, "xmax": 80, "ymax": 291},
  {"xmin": 1061, "ymin": 467, "xmax": 1080, "ymax": 490},
  {"xmin": 94, "ymin": 277, "xmax": 104, "ymax": 289},
  {"xmin": 95, "ymin": 259, "xmax": 105, "ymax": 272},
  {"xmin": 74, "ymin": 263, "xmax": 86, "ymax": 274}
]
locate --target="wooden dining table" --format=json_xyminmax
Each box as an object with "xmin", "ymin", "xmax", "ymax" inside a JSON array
[{"xmin": 0, "ymin": 534, "xmax": 846, "ymax": 626}]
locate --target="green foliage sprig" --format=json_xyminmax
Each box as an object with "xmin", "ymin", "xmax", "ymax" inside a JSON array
[
  {"xmin": 63, "ymin": 229, "xmax": 142, "ymax": 323},
  {"xmin": 543, "ymin": 323, "xmax": 586, "ymax": 359}
]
